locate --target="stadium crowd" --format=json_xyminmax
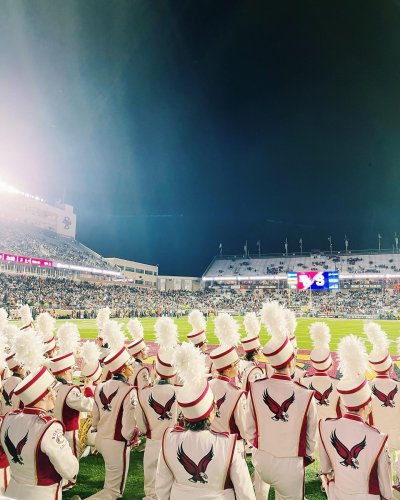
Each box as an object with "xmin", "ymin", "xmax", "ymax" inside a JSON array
[
  {"xmin": 0, "ymin": 221, "xmax": 118, "ymax": 271},
  {"xmin": 1, "ymin": 272, "xmax": 400, "ymax": 319}
]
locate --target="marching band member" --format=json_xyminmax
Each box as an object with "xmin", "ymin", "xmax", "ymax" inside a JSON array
[
  {"xmin": 79, "ymin": 341, "xmax": 103, "ymax": 457},
  {"xmin": 1, "ymin": 351, "xmax": 26, "ymax": 414},
  {"xmin": 303, "ymin": 322, "xmax": 341, "ymax": 420},
  {"xmin": 19, "ymin": 304, "xmax": 34, "ymax": 331},
  {"xmin": 319, "ymin": 335, "xmax": 392, "ymax": 499},
  {"xmin": 36, "ymin": 312, "xmax": 57, "ymax": 359},
  {"xmin": 0, "ymin": 328, "xmax": 79, "ymax": 499},
  {"xmin": 96, "ymin": 307, "xmax": 112, "ymax": 381},
  {"xmin": 246, "ymin": 301, "xmax": 317, "ymax": 500},
  {"xmin": 209, "ymin": 313, "xmax": 247, "ymax": 446},
  {"xmin": 88, "ymin": 320, "xmax": 138, "ymax": 500},
  {"xmin": 187, "ymin": 309, "xmax": 212, "ymax": 375},
  {"xmin": 127, "ymin": 318, "xmax": 151, "ymax": 390},
  {"xmin": 154, "ymin": 316, "xmax": 179, "ymax": 385},
  {"xmin": 156, "ymin": 342, "xmax": 256, "ymax": 500},
  {"xmin": 365, "ymin": 323, "xmax": 400, "ymax": 454},
  {"xmin": 0, "ymin": 334, "xmax": 9, "ymax": 494},
  {"xmin": 238, "ymin": 312, "xmax": 267, "ymax": 391},
  {"xmin": 49, "ymin": 322, "xmax": 94, "ymax": 462},
  {"xmin": 136, "ymin": 335, "xmax": 179, "ymax": 499}
]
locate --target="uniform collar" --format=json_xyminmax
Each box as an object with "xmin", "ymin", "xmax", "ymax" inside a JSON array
[
  {"xmin": 23, "ymin": 406, "xmax": 47, "ymax": 416},
  {"xmin": 313, "ymin": 372, "xmax": 329, "ymax": 377},
  {"xmin": 343, "ymin": 413, "xmax": 364, "ymax": 422},
  {"xmin": 271, "ymin": 374, "xmax": 292, "ymax": 381},
  {"xmin": 376, "ymin": 375, "xmax": 391, "ymax": 379},
  {"xmin": 216, "ymin": 375, "xmax": 231, "ymax": 382}
]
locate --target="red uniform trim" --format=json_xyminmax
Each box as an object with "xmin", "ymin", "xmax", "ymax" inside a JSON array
[
  {"xmin": 249, "ymin": 384, "xmax": 259, "ymax": 448},
  {"xmin": 344, "ymin": 397, "xmax": 372, "ymax": 412},
  {"xmin": 310, "ymin": 353, "xmax": 331, "ymax": 365},
  {"xmin": 298, "ymin": 393, "xmax": 313, "ymax": 457},
  {"xmin": 369, "ymin": 354, "xmax": 390, "ymax": 365},
  {"xmin": 14, "ymin": 367, "xmax": 47, "ymax": 395},
  {"xmin": 264, "ymin": 337, "xmax": 289, "ymax": 357},
  {"xmin": 187, "ymin": 330, "xmax": 205, "ymax": 339},
  {"xmin": 272, "ymin": 353, "xmax": 295, "ymax": 370},
  {"xmin": 119, "ymin": 444, "xmax": 127, "ymax": 494},
  {"xmin": 179, "ymin": 383, "xmax": 209, "ymax": 408},
  {"xmin": 229, "ymin": 393, "xmax": 244, "ymax": 438},
  {"xmin": 224, "ymin": 434, "xmax": 237, "ymax": 490},
  {"xmin": 368, "ymin": 434, "xmax": 388, "ymax": 495},
  {"xmin": 337, "ymin": 378, "xmax": 367, "ymax": 395},
  {"xmin": 61, "ymin": 386, "xmax": 80, "ymax": 432},
  {"xmin": 343, "ymin": 413, "xmax": 364, "ymax": 422},
  {"xmin": 113, "ymin": 388, "xmax": 135, "ymax": 442},
  {"xmin": 35, "ymin": 421, "xmax": 63, "ymax": 486},
  {"xmin": 271, "ymin": 374, "xmax": 292, "ymax": 381},
  {"xmin": 210, "ymin": 346, "xmax": 236, "ymax": 361}
]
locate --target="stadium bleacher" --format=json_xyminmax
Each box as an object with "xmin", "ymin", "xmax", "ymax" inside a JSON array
[{"xmin": 0, "ymin": 220, "xmax": 119, "ymax": 272}]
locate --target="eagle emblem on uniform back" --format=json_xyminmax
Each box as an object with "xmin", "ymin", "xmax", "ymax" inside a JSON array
[
  {"xmin": 99, "ymin": 387, "xmax": 119, "ymax": 411},
  {"xmin": 215, "ymin": 393, "xmax": 226, "ymax": 418},
  {"xmin": 4, "ymin": 429, "xmax": 29, "ymax": 464},
  {"xmin": 148, "ymin": 393, "xmax": 176, "ymax": 420},
  {"xmin": 330, "ymin": 429, "xmax": 366, "ymax": 469},
  {"xmin": 263, "ymin": 389, "xmax": 295, "ymax": 422},
  {"xmin": 309, "ymin": 383, "xmax": 333, "ymax": 406},
  {"xmin": 372, "ymin": 384, "xmax": 398, "ymax": 408},
  {"xmin": 177, "ymin": 444, "xmax": 214, "ymax": 483}
]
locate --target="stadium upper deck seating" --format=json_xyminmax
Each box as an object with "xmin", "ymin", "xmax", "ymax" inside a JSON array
[{"xmin": 0, "ymin": 220, "xmax": 119, "ymax": 272}]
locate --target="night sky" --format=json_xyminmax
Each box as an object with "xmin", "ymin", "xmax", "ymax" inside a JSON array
[{"xmin": 1, "ymin": 0, "xmax": 400, "ymax": 275}]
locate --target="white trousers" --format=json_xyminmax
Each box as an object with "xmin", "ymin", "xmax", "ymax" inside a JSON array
[
  {"xmin": 4, "ymin": 477, "xmax": 61, "ymax": 500},
  {"xmin": 0, "ymin": 466, "xmax": 10, "ymax": 496},
  {"xmin": 86, "ymin": 436, "xmax": 130, "ymax": 500},
  {"xmin": 143, "ymin": 438, "xmax": 161, "ymax": 500},
  {"xmin": 252, "ymin": 449, "xmax": 305, "ymax": 500}
]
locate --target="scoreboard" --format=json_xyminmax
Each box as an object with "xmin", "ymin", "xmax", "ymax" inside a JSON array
[{"xmin": 287, "ymin": 271, "xmax": 339, "ymax": 290}]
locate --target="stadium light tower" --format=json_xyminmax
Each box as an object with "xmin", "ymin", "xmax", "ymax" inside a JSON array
[
  {"xmin": 299, "ymin": 238, "xmax": 303, "ymax": 256},
  {"xmin": 395, "ymin": 232, "xmax": 399, "ymax": 253},
  {"xmin": 328, "ymin": 236, "xmax": 333, "ymax": 255},
  {"xmin": 284, "ymin": 237, "xmax": 288, "ymax": 257},
  {"xmin": 344, "ymin": 235, "xmax": 349, "ymax": 253},
  {"xmin": 378, "ymin": 233, "xmax": 382, "ymax": 252}
]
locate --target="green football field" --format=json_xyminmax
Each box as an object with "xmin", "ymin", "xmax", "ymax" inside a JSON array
[
  {"xmin": 56, "ymin": 316, "xmax": 400, "ymax": 498},
  {"xmin": 56, "ymin": 316, "xmax": 400, "ymax": 353}
]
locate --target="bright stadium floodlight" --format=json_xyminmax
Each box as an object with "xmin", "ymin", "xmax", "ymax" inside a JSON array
[{"xmin": 0, "ymin": 181, "xmax": 20, "ymax": 194}]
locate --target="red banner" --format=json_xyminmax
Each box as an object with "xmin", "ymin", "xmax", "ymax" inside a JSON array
[{"xmin": 0, "ymin": 253, "xmax": 53, "ymax": 268}]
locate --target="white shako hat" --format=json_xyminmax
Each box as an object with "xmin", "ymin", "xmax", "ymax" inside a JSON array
[
  {"xmin": 210, "ymin": 312, "xmax": 240, "ymax": 371},
  {"xmin": 126, "ymin": 318, "xmax": 147, "ymax": 357},
  {"xmin": 102, "ymin": 320, "xmax": 131, "ymax": 374},
  {"xmin": 337, "ymin": 335, "xmax": 372, "ymax": 411},
  {"xmin": 283, "ymin": 308, "xmax": 298, "ymax": 349},
  {"xmin": 19, "ymin": 304, "xmax": 33, "ymax": 330},
  {"xmin": 155, "ymin": 317, "xmax": 178, "ymax": 378},
  {"xmin": 261, "ymin": 301, "xmax": 294, "ymax": 369},
  {"xmin": 365, "ymin": 322, "xmax": 392, "ymax": 374},
  {"xmin": 12, "ymin": 328, "xmax": 55, "ymax": 406},
  {"xmin": 309, "ymin": 322, "xmax": 333, "ymax": 372},
  {"xmin": 241, "ymin": 312, "xmax": 261, "ymax": 352},
  {"xmin": 187, "ymin": 309, "xmax": 207, "ymax": 346},
  {"xmin": 174, "ymin": 342, "xmax": 214, "ymax": 422},
  {"xmin": 49, "ymin": 322, "xmax": 80, "ymax": 375},
  {"xmin": 81, "ymin": 341, "xmax": 102, "ymax": 382},
  {"xmin": 36, "ymin": 312, "xmax": 56, "ymax": 354}
]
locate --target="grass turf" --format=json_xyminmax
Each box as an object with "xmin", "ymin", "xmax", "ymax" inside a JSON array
[
  {"xmin": 56, "ymin": 316, "xmax": 400, "ymax": 498},
  {"xmin": 56, "ymin": 316, "xmax": 400, "ymax": 353}
]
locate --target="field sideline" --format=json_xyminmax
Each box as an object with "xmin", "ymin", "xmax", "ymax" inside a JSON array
[{"xmin": 54, "ymin": 316, "xmax": 400, "ymax": 353}]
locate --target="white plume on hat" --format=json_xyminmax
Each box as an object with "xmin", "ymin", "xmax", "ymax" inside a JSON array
[
  {"xmin": 188, "ymin": 309, "xmax": 206, "ymax": 332},
  {"xmin": 261, "ymin": 301, "xmax": 287, "ymax": 340},
  {"xmin": 155, "ymin": 317, "xmax": 178, "ymax": 350},
  {"xmin": 96, "ymin": 307, "xmax": 111, "ymax": 333},
  {"xmin": 310, "ymin": 322, "xmax": 331, "ymax": 349},
  {"xmin": 214, "ymin": 312, "xmax": 240, "ymax": 346},
  {"xmin": 3, "ymin": 324, "xmax": 20, "ymax": 350},
  {"xmin": 81, "ymin": 341, "xmax": 101, "ymax": 367},
  {"xmin": 283, "ymin": 308, "xmax": 297, "ymax": 336},
  {"xmin": 103, "ymin": 320, "xmax": 126, "ymax": 352},
  {"xmin": 174, "ymin": 342, "xmax": 207, "ymax": 390},
  {"xmin": 338, "ymin": 335, "xmax": 368, "ymax": 380},
  {"xmin": 126, "ymin": 318, "xmax": 144, "ymax": 340},
  {"xmin": 243, "ymin": 312, "xmax": 261, "ymax": 339},
  {"xmin": 364, "ymin": 322, "xmax": 390, "ymax": 358},
  {"xmin": 36, "ymin": 312, "xmax": 56, "ymax": 340},
  {"xmin": 0, "ymin": 334, "xmax": 6, "ymax": 370},
  {"xmin": 57, "ymin": 322, "xmax": 80, "ymax": 355},
  {"xmin": 0, "ymin": 308, "xmax": 8, "ymax": 332},
  {"xmin": 19, "ymin": 304, "xmax": 32, "ymax": 326},
  {"xmin": 13, "ymin": 328, "xmax": 45, "ymax": 372}
]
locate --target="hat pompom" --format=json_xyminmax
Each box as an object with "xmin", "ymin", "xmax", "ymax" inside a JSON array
[
  {"xmin": 19, "ymin": 304, "xmax": 32, "ymax": 326},
  {"xmin": 36, "ymin": 312, "xmax": 56, "ymax": 339},
  {"xmin": 155, "ymin": 317, "xmax": 178, "ymax": 350},
  {"xmin": 214, "ymin": 312, "xmax": 240, "ymax": 346},
  {"xmin": 243, "ymin": 312, "xmax": 261, "ymax": 339},
  {"xmin": 0, "ymin": 308, "xmax": 8, "ymax": 331},
  {"xmin": 261, "ymin": 301, "xmax": 287, "ymax": 341},
  {"xmin": 14, "ymin": 328, "xmax": 45, "ymax": 372},
  {"xmin": 3, "ymin": 324, "xmax": 20, "ymax": 350},
  {"xmin": 310, "ymin": 322, "xmax": 331, "ymax": 349},
  {"xmin": 0, "ymin": 335, "xmax": 6, "ymax": 370},
  {"xmin": 188, "ymin": 309, "xmax": 206, "ymax": 332},
  {"xmin": 283, "ymin": 309, "xmax": 297, "ymax": 336},
  {"xmin": 174, "ymin": 342, "xmax": 207, "ymax": 389},
  {"xmin": 364, "ymin": 322, "xmax": 389, "ymax": 358},
  {"xmin": 96, "ymin": 307, "xmax": 111, "ymax": 332},
  {"xmin": 81, "ymin": 341, "xmax": 101, "ymax": 366},
  {"xmin": 103, "ymin": 320, "xmax": 126, "ymax": 352},
  {"xmin": 126, "ymin": 318, "xmax": 144, "ymax": 340},
  {"xmin": 338, "ymin": 335, "xmax": 368, "ymax": 380},
  {"xmin": 57, "ymin": 322, "xmax": 80, "ymax": 355}
]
